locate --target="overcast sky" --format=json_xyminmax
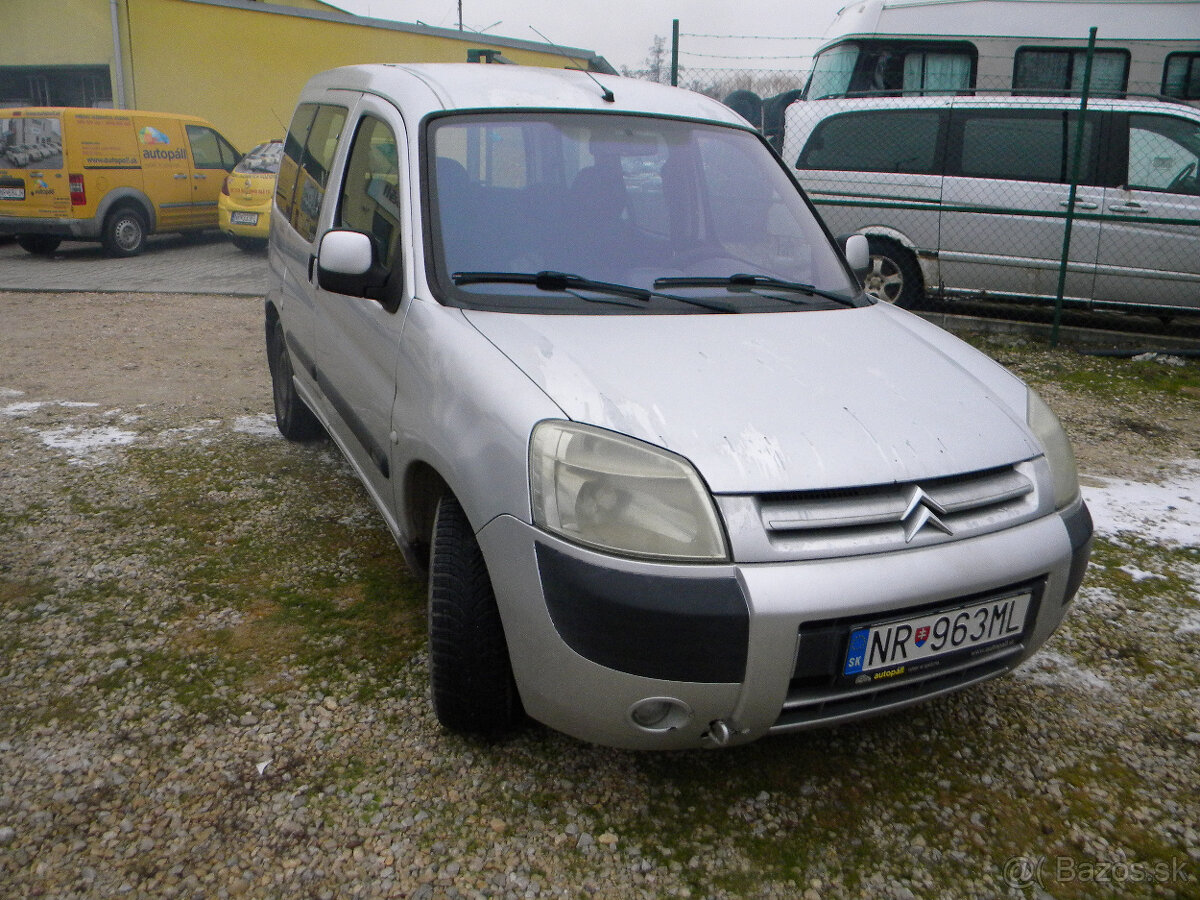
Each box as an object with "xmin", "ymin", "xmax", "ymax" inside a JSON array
[{"xmin": 321, "ymin": 0, "xmax": 847, "ymax": 74}]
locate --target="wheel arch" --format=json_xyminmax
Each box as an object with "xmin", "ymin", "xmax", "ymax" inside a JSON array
[
  {"xmin": 854, "ymin": 225, "xmax": 936, "ymax": 289},
  {"xmin": 400, "ymin": 461, "xmax": 451, "ymax": 582},
  {"xmin": 264, "ymin": 298, "xmax": 280, "ymax": 343},
  {"xmin": 95, "ymin": 188, "xmax": 157, "ymax": 235}
]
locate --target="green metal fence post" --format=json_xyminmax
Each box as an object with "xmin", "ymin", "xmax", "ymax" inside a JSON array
[
  {"xmin": 671, "ymin": 20, "xmax": 680, "ymax": 87},
  {"xmin": 1051, "ymin": 26, "xmax": 1098, "ymax": 348}
]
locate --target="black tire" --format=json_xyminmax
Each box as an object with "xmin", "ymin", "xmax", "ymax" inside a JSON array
[
  {"xmin": 864, "ymin": 237, "xmax": 924, "ymax": 309},
  {"xmin": 16, "ymin": 235, "xmax": 61, "ymax": 255},
  {"xmin": 428, "ymin": 493, "xmax": 522, "ymax": 735},
  {"xmin": 101, "ymin": 206, "xmax": 147, "ymax": 257},
  {"xmin": 266, "ymin": 317, "xmax": 323, "ymax": 441}
]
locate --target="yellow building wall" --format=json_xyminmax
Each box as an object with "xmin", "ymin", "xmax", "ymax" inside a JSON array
[
  {"xmin": 3, "ymin": 1, "xmax": 599, "ymax": 151},
  {"xmin": 124, "ymin": 0, "xmax": 590, "ymax": 150},
  {"xmin": 3, "ymin": 1, "xmax": 114, "ymax": 66}
]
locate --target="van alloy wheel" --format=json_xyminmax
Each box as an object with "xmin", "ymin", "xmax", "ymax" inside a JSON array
[{"xmin": 864, "ymin": 237, "xmax": 924, "ymax": 309}]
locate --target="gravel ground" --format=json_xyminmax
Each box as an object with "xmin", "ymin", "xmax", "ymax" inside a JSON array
[{"xmin": 1, "ymin": 290, "xmax": 1198, "ymax": 899}]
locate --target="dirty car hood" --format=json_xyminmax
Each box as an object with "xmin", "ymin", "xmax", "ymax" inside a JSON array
[{"xmin": 464, "ymin": 304, "xmax": 1040, "ymax": 494}]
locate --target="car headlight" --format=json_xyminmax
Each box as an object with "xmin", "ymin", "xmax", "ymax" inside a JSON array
[
  {"xmin": 530, "ymin": 421, "xmax": 729, "ymax": 562},
  {"xmin": 1027, "ymin": 390, "xmax": 1081, "ymax": 510}
]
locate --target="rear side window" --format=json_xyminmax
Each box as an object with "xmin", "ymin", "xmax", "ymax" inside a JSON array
[
  {"xmin": 275, "ymin": 102, "xmax": 347, "ymax": 242},
  {"xmin": 276, "ymin": 104, "xmax": 316, "ymax": 225},
  {"xmin": 796, "ymin": 109, "xmax": 944, "ymax": 174},
  {"xmin": 951, "ymin": 110, "xmax": 1100, "ymax": 184}
]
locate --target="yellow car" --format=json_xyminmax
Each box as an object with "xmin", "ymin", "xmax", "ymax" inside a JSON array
[{"xmin": 218, "ymin": 139, "xmax": 282, "ymax": 250}]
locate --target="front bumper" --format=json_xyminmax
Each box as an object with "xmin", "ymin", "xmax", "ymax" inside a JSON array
[{"xmin": 477, "ymin": 500, "xmax": 1091, "ymax": 750}]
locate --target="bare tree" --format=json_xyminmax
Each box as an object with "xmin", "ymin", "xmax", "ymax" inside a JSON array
[{"xmin": 622, "ymin": 36, "xmax": 670, "ymax": 84}]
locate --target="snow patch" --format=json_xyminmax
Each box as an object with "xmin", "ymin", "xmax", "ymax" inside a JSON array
[
  {"xmin": 39, "ymin": 425, "xmax": 138, "ymax": 462},
  {"xmin": 1082, "ymin": 462, "xmax": 1200, "ymax": 548},
  {"xmin": 1, "ymin": 401, "xmax": 45, "ymax": 417},
  {"xmin": 232, "ymin": 414, "xmax": 279, "ymax": 438},
  {"xmin": 1072, "ymin": 584, "xmax": 1122, "ymax": 610},
  {"xmin": 1178, "ymin": 611, "xmax": 1200, "ymax": 635},
  {"xmin": 1119, "ymin": 565, "xmax": 1166, "ymax": 583},
  {"xmin": 1016, "ymin": 650, "xmax": 1112, "ymax": 693}
]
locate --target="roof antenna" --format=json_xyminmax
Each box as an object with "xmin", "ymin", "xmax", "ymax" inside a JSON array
[{"xmin": 528, "ymin": 26, "xmax": 615, "ymax": 102}]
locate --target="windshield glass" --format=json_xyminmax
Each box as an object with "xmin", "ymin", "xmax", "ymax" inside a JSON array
[
  {"xmin": 805, "ymin": 44, "xmax": 861, "ymax": 99},
  {"xmin": 426, "ymin": 112, "xmax": 859, "ymax": 313}
]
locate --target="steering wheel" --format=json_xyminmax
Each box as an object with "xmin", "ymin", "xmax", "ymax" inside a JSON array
[{"xmin": 1168, "ymin": 161, "xmax": 1197, "ymax": 193}]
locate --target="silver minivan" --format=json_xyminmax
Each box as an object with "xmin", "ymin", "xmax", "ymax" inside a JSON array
[
  {"xmin": 785, "ymin": 95, "xmax": 1200, "ymax": 312},
  {"xmin": 266, "ymin": 63, "xmax": 1091, "ymax": 749}
]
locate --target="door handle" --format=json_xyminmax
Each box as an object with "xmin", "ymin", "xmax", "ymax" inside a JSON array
[
  {"xmin": 1108, "ymin": 202, "xmax": 1147, "ymax": 214},
  {"xmin": 1058, "ymin": 199, "xmax": 1099, "ymax": 210},
  {"xmin": 174, "ymin": 173, "xmax": 188, "ymax": 180},
  {"xmin": 193, "ymin": 173, "xmax": 207, "ymax": 180}
]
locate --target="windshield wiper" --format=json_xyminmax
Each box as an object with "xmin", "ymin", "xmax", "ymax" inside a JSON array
[
  {"xmin": 452, "ymin": 270, "xmax": 737, "ymax": 313},
  {"xmin": 653, "ymin": 273, "xmax": 859, "ymax": 307}
]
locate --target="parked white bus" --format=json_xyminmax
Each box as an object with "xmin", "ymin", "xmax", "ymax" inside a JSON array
[{"xmin": 802, "ymin": 0, "xmax": 1200, "ymax": 102}]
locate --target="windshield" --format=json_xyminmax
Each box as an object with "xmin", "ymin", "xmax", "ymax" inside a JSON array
[
  {"xmin": 425, "ymin": 112, "xmax": 859, "ymax": 313},
  {"xmin": 805, "ymin": 44, "xmax": 861, "ymax": 100}
]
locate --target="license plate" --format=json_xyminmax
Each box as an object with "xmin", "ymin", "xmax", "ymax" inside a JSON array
[
  {"xmin": 0, "ymin": 186, "xmax": 24, "ymax": 201},
  {"xmin": 230, "ymin": 211, "xmax": 258, "ymax": 225},
  {"xmin": 843, "ymin": 591, "xmax": 1031, "ymax": 682}
]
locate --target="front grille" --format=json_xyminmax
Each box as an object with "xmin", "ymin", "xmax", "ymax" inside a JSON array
[{"xmin": 752, "ymin": 462, "xmax": 1041, "ymax": 561}]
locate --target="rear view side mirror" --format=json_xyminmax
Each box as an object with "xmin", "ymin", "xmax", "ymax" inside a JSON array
[
  {"xmin": 317, "ymin": 229, "xmax": 387, "ymax": 298},
  {"xmin": 841, "ymin": 233, "xmax": 870, "ymax": 281}
]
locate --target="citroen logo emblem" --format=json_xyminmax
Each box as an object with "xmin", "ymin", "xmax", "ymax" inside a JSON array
[{"xmin": 901, "ymin": 486, "xmax": 953, "ymax": 543}]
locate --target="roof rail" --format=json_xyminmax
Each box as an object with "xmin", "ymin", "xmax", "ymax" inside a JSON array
[{"xmin": 808, "ymin": 87, "xmax": 1195, "ymax": 105}]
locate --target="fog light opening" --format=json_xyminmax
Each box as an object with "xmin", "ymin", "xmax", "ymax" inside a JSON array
[{"xmin": 627, "ymin": 697, "xmax": 692, "ymax": 733}]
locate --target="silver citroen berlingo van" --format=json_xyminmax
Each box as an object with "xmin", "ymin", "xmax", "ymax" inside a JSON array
[{"xmin": 265, "ymin": 63, "xmax": 1091, "ymax": 749}]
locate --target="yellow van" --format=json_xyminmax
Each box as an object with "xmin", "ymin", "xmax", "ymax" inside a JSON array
[{"xmin": 0, "ymin": 108, "xmax": 240, "ymax": 256}]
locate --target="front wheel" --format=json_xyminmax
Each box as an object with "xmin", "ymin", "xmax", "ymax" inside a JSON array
[
  {"xmin": 428, "ymin": 493, "xmax": 522, "ymax": 735},
  {"xmin": 101, "ymin": 207, "xmax": 147, "ymax": 257},
  {"xmin": 864, "ymin": 237, "xmax": 924, "ymax": 309}
]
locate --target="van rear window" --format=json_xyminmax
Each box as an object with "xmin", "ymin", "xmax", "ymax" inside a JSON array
[{"xmin": 797, "ymin": 110, "xmax": 942, "ymax": 175}]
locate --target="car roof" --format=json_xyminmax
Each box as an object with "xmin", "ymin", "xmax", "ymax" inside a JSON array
[{"xmin": 300, "ymin": 63, "xmax": 751, "ymax": 127}]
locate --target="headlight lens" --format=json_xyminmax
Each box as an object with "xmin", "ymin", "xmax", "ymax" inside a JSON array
[
  {"xmin": 530, "ymin": 421, "xmax": 729, "ymax": 561},
  {"xmin": 1027, "ymin": 390, "xmax": 1081, "ymax": 510}
]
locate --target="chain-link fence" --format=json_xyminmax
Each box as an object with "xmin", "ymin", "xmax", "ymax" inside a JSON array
[{"xmin": 628, "ymin": 60, "xmax": 1200, "ymax": 345}]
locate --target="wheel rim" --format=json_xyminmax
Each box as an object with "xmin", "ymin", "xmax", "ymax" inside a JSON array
[
  {"xmin": 864, "ymin": 254, "xmax": 905, "ymax": 304},
  {"xmin": 114, "ymin": 216, "xmax": 143, "ymax": 252}
]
